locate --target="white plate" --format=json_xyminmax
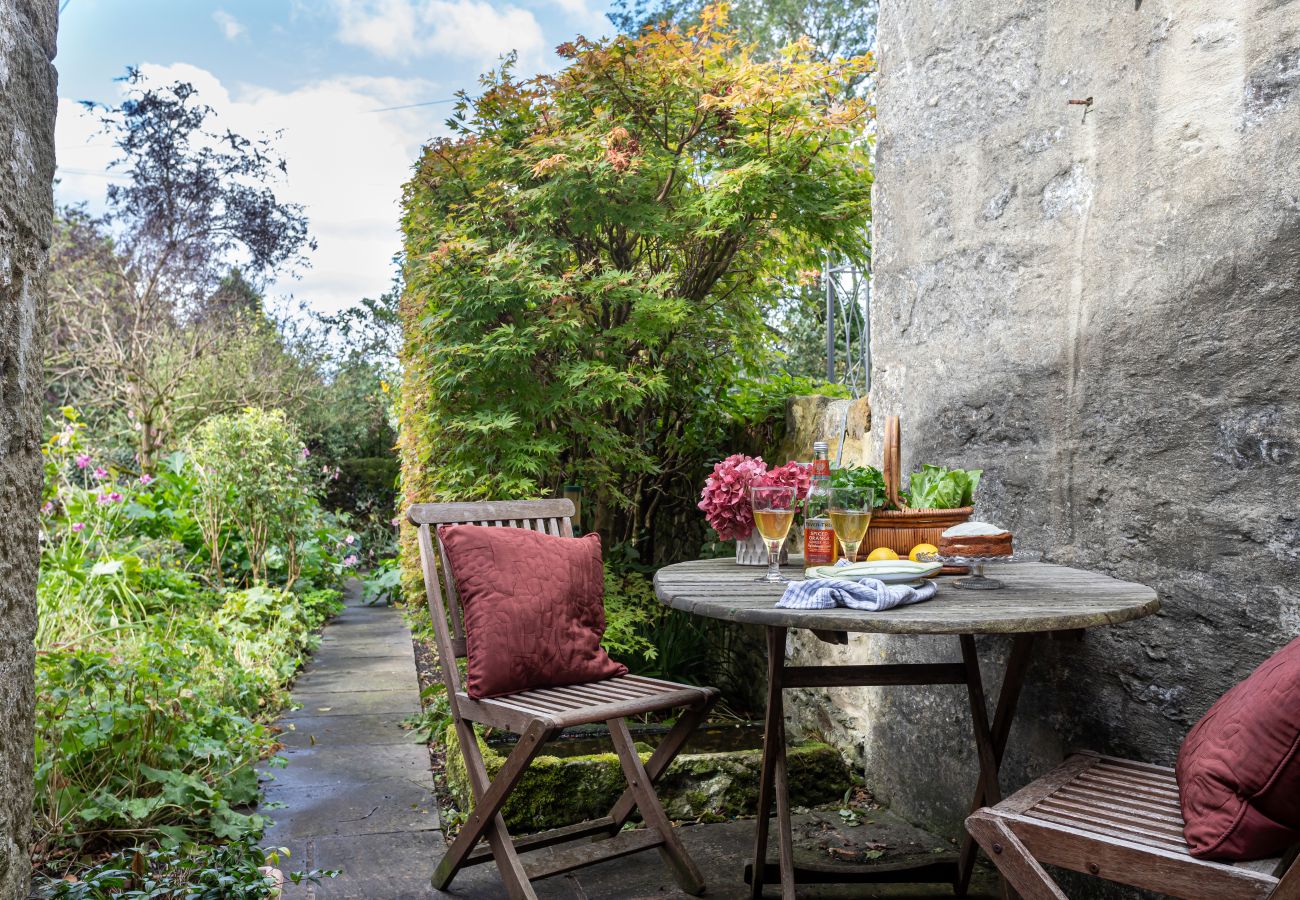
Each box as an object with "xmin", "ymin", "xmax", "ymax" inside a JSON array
[{"xmin": 804, "ymin": 562, "xmax": 943, "ymax": 584}]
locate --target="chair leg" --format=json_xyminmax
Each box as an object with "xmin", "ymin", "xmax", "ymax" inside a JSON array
[
  {"xmin": 607, "ymin": 694, "xmax": 717, "ymax": 830},
  {"xmin": 608, "ymin": 716, "xmax": 707, "ymax": 896},
  {"xmin": 433, "ymin": 718, "xmax": 555, "ymax": 899},
  {"xmin": 965, "ymin": 810, "xmax": 1067, "ymax": 900}
]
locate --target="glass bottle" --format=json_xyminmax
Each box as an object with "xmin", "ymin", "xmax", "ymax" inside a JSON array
[{"xmin": 803, "ymin": 441, "xmax": 838, "ymax": 565}]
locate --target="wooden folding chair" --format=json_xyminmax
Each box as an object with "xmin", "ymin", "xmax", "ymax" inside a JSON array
[
  {"xmin": 408, "ymin": 499, "xmax": 719, "ymax": 900},
  {"xmin": 966, "ymin": 751, "xmax": 1300, "ymax": 900}
]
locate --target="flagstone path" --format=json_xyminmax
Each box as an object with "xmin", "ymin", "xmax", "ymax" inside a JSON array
[{"xmin": 260, "ymin": 584, "xmax": 1000, "ymax": 899}]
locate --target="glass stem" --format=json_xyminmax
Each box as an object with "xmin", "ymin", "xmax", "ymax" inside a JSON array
[
  {"xmin": 766, "ymin": 540, "xmax": 782, "ymax": 581},
  {"xmin": 842, "ymin": 541, "xmax": 860, "ymax": 564}
]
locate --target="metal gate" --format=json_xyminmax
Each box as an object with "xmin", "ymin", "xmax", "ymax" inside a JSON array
[{"xmin": 823, "ymin": 256, "xmax": 870, "ymax": 397}]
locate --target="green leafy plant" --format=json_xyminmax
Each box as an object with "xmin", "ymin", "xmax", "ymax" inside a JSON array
[
  {"xmin": 830, "ymin": 465, "xmax": 888, "ymax": 509},
  {"xmin": 33, "ymin": 835, "xmax": 336, "ymax": 899},
  {"xmin": 906, "ymin": 464, "xmax": 981, "ymax": 510}
]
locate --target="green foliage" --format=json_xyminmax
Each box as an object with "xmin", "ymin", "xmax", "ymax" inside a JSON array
[
  {"xmin": 906, "ymin": 464, "xmax": 981, "ymax": 510},
  {"xmin": 187, "ymin": 408, "xmax": 325, "ymax": 586},
  {"xmin": 830, "ymin": 465, "xmax": 887, "ymax": 509},
  {"xmin": 361, "ymin": 556, "xmax": 402, "ymax": 606},
  {"xmin": 33, "ymin": 835, "xmax": 335, "ymax": 899},
  {"xmin": 609, "ymin": 0, "xmax": 877, "ymax": 81},
  {"xmin": 400, "ymin": 7, "xmax": 872, "ymax": 564},
  {"xmin": 35, "ymin": 410, "xmax": 345, "ymax": 884}
]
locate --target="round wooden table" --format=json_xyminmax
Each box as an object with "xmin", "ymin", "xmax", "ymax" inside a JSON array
[{"xmin": 653, "ymin": 558, "xmax": 1160, "ymax": 900}]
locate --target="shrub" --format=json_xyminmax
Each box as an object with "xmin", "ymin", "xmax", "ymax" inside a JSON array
[
  {"xmin": 187, "ymin": 408, "xmax": 322, "ymax": 587},
  {"xmin": 398, "ymin": 4, "xmax": 872, "ymax": 570}
]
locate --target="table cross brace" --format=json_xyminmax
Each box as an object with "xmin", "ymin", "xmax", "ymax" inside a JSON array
[{"xmin": 747, "ymin": 628, "xmax": 1037, "ymax": 900}]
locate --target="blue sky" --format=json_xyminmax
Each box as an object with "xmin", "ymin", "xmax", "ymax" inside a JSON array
[{"xmin": 55, "ymin": 0, "xmax": 615, "ymax": 314}]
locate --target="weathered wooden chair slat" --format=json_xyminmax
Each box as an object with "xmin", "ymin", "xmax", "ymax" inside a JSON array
[
  {"xmin": 408, "ymin": 499, "xmax": 718, "ymax": 900},
  {"xmin": 967, "ymin": 750, "xmax": 1300, "ymax": 899}
]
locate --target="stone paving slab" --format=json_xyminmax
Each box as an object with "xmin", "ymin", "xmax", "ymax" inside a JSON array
[
  {"xmin": 287, "ymin": 688, "xmax": 423, "ymax": 717},
  {"xmin": 262, "ymin": 777, "xmax": 439, "ymax": 839},
  {"xmin": 265, "ymin": 743, "xmax": 433, "ymax": 789},
  {"xmin": 276, "ymin": 713, "xmax": 424, "ymax": 747}
]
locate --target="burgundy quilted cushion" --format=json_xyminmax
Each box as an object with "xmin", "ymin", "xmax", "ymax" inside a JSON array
[
  {"xmin": 1175, "ymin": 637, "xmax": 1300, "ymax": 860},
  {"xmin": 438, "ymin": 524, "xmax": 626, "ymax": 700}
]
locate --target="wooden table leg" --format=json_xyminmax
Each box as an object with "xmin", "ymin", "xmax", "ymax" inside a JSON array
[
  {"xmin": 956, "ymin": 633, "xmax": 1036, "ymax": 897},
  {"xmin": 750, "ymin": 626, "xmax": 795, "ymax": 900}
]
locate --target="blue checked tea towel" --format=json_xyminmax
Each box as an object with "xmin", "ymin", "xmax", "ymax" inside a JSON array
[{"xmin": 777, "ymin": 576, "xmax": 937, "ymax": 611}]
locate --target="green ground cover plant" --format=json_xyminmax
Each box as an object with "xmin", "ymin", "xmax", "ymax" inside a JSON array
[{"xmin": 32, "ymin": 408, "xmax": 346, "ymax": 895}]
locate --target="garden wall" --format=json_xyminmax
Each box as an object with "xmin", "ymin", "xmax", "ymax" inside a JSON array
[
  {"xmin": 787, "ymin": 0, "xmax": 1300, "ymax": 859},
  {"xmin": 0, "ymin": 1, "xmax": 57, "ymax": 894}
]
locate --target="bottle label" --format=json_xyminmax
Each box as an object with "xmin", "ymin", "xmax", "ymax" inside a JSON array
[
  {"xmin": 811, "ymin": 459, "xmax": 830, "ymax": 478},
  {"xmin": 804, "ymin": 519, "xmax": 838, "ymax": 566}
]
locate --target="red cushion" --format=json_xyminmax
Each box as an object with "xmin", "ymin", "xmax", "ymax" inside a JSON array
[
  {"xmin": 438, "ymin": 524, "xmax": 627, "ymax": 700},
  {"xmin": 1176, "ymin": 637, "xmax": 1300, "ymax": 860}
]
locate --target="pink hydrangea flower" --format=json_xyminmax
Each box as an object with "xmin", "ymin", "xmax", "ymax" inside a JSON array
[
  {"xmin": 138, "ymin": 473, "xmax": 154, "ymax": 486},
  {"xmin": 758, "ymin": 460, "xmax": 812, "ymax": 500},
  {"xmin": 698, "ymin": 453, "xmax": 769, "ymax": 541},
  {"xmin": 71, "ymin": 522, "xmax": 85, "ymax": 533},
  {"xmin": 75, "ymin": 454, "xmax": 91, "ymax": 469}
]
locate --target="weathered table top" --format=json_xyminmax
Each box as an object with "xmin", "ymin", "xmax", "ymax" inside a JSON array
[{"xmin": 653, "ymin": 558, "xmax": 1159, "ymax": 635}]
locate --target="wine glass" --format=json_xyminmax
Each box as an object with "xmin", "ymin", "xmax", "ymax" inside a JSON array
[
  {"xmin": 829, "ymin": 486, "xmax": 875, "ymax": 564},
  {"xmin": 750, "ymin": 485, "xmax": 797, "ymax": 584}
]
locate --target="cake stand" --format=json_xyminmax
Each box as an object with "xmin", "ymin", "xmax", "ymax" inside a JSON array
[{"xmin": 919, "ymin": 553, "xmax": 1023, "ymax": 590}]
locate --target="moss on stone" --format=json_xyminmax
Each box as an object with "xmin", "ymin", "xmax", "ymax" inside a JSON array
[{"xmin": 445, "ymin": 730, "xmax": 851, "ymax": 831}]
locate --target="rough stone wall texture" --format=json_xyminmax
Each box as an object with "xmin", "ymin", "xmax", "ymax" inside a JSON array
[
  {"xmin": 0, "ymin": 1, "xmax": 57, "ymax": 895},
  {"xmin": 776, "ymin": 396, "xmax": 872, "ymax": 466},
  {"xmin": 787, "ymin": 0, "xmax": 1300, "ymax": 869}
]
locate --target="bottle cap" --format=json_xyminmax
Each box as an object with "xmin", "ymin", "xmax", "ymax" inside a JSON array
[{"xmin": 812, "ymin": 441, "xmax": 829, "ymax": 452}]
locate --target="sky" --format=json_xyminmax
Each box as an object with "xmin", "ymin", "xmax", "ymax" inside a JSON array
[{"xmin": 54, "ymin": 0, "xmax": 616, "ymax": 315}]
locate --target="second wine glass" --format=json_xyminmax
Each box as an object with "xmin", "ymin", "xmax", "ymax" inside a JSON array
[{"xmin": 829, "ymin": 486, "xmax": 875, "ymax": 564}]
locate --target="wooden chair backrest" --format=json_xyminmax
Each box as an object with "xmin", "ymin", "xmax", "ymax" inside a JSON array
[{"xmin": 407, "ymin": 499, "xmax": 576, "ymax": 698}]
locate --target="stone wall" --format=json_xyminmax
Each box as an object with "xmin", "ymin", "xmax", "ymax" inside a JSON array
[
  {"xmin": 787, "ymin": 0, "xmax": 1300, "ymax": 861},
  {"xmin": 0, "ymin": 1, "xmax": 57, "ymax": 894}
]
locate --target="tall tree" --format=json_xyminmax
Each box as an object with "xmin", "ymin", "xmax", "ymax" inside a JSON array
[
  {"xmin": 400, "ymin": 6, "xmax": 873, "ymax": 558},
  {"xmin": 609, "ymin": 0, "xmax": 877, "ymax": 77},
  {"xmin": 46, "ymin": 70, "xmax": 314, "ymax": 470}
]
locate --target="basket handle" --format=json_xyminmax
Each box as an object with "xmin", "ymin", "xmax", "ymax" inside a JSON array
[{"xmin": 882, "ymin": 415, "xmax": 902, "ymax": 509}]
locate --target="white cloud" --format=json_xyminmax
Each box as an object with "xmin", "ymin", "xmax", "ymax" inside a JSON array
[
  {"xmin": 212, "ymin": 10, "xmax": 246, "ymax": 40},
  {"xmin": 55, "ymin": 63, "xmax": 444, "ymax": 315},
  {"xmin": 329, "ymin": 0, "xmax": 545, "ymax": 67}
]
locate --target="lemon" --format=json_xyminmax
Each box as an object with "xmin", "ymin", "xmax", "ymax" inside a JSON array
[
  {"xmin": 909, "ymin": 543, "xmax": 939, "ymax": 562},
  {"xmin": 866, "ymin": 547, "xmax": 899, "ymax": 562}
]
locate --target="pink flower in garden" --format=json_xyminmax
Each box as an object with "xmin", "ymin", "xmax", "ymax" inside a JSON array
[
  {"xmin": 390, "ymin": 517, "xmax": 401, "ymax": 527},
  {"xmin": 109, "ymin": 492, "xmax": 124, "ymax": 503},
  {"xmin": 71, "ymin": 522, "xmax": 85, "ymax": 533},
  {"xmin": 342, "ymin": 555, "xmax": 359, "ymax": 567},
  {"xmin": 96, "ymin": 493, "xmax": 112, "ymax": 505},
  {"xmin": 41, "ymin": 501, "xmax": 53, "ymax": 514},
  {"xmin": 758, "ymin": 460, "xmax": 812, "ymax": 501},
  {"xmin": 138, "ymin": 473, "xmax": 154, "ymax": 485},
  {"xmin": 92, "ymin": 467, "xmax": 108, "ymax": 480},
  {"xmin": 698, "ymin": 453, "xmax": 769, "ymax": 541},
  {"xmin": 332, "ymin": 467, "xmax": 340, "ymax": 480},
  {"xmin": 345, "ymin": 535, "xmax": 356, "ymax": 545},
  {"xmin": 321, "ymin": 465, "xmax": 330, "ymax": 475},
  {"xmin": 301, "ymin": 447, "xmax": 311, "ymax": 459},
  {"xmin": 75, "ymin": 454, "xmax": 91, "ymax": 469}
]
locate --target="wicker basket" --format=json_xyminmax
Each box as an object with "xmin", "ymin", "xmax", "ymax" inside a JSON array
[{"xmin": 864, "ymin": 416, "xmax": 973, "ymax": 562}]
